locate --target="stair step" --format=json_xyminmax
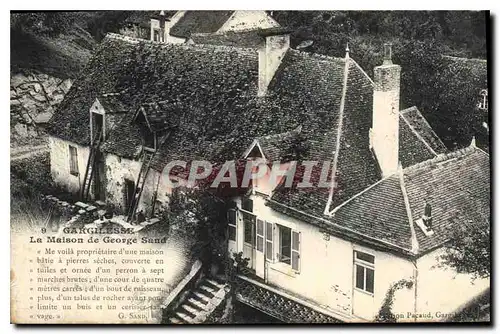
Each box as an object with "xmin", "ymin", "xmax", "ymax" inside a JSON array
[
  {"xmin": 169, "ymin": 316, "xmax": 185, "ymax": 324},
  {"xmin": 176, "ymin": 311, "xmax": 194, "ymax": 324},
  {"xmin": 198, "ymin": 285, "xmax": 217, "ymax": 296},
  {"xmin": 205, "ymin": 279, "xmax": 224, "ymax": 290},
  {"xmin": 181, "ymin": 304, "xmax": 199, "ymax": 317},
  {"xmin": 185, "ymin": 298, "xmax": 205, "ymax": 311},
  {"xmin": 192, "ymin": 291, "xmax": 211, "ymax": 304}
]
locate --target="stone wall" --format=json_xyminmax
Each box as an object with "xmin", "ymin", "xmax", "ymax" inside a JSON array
[{"xmin": 11, "ymin": 71, "xmax": 73, "ymax": 142}]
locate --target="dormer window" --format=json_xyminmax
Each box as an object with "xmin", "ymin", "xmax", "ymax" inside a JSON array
[
  {"xmin": 90, "ymin": 99, "xmax": 106, "ymax": 143},
  {"xmin": 478, "ymin": 89, "xmax": 488, "ymax": 111},
  {"xmin": 153, "ymin": 29, "xmax": 161, "ymax": 42},
  {"xmin": 144, "ymin": 130, "xmax": 157, "ymax": 151}
]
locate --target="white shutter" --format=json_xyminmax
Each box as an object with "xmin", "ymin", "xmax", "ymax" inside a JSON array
[
  {"xmin": 291, "ymin": 230, "xmax": 300, "ymax": 272},
  {"xmin": 265, "ymin": 221, "xmax": 274, "ymax": 261},
  {"xmin": 256, "ymin": 219, "xmax": 264, "ymax": 252}
]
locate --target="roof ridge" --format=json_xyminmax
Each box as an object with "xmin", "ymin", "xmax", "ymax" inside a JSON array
[
  {"xmin": 398, "ymin": 166, "xmax": 419, "ymax": 254},
  {"xmin": 104, "ymin": 32, "xmax": 258, "ymax": 55},
  {"xmin": 404, "ymin": 145, "xmax": 478, "ymax": 173},
  {"xmin": 442, "ymin": 55, "xmax": 487, "ymax": 63},
  {"xmin": 400, "ymin": 106, "xmax": 418, "ymax": 114},
  {"xmin": 325, "ymin": 52, "xmax": 351, "ymax": 215},
  {"xmin": 288, "ymin": 49, "xmax": 345, "ymax": 63},
  {"xmin": 348, "ymin": 57, "xmax": 374, "ymax": 87},
  {"xmin": 329, "ymin": 174, "xmax": 395, "ymax": 214},
  {"xmin": 402, "ymin": 106, "xmax": 448, "ymax": 150},
  {"xmin": 258, "ymin": 126, "xmax": 302, "ymax": 140}
]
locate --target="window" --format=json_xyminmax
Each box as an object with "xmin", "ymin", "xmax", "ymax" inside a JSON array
[
  {"xmin": 153, "ymin": 29, "xmax": 161, "ymax": 42},
  {"xmin": 69, "ymin": 145, "xmax": 79, "ymax": 176},
  {"xmin": 256, "ymin": 219, "xmax": 264, "ymax": 252},
  {"xmin": 479, "ymin": 89, "xmax": 488, "ymax": 110},
  {"xmin": 242, "ymin": 198, "xmax": 253, "ymax": 212},
  {"xmin": 278, "ymin": 225, "xmax": 292, "ymax": 265},
  {"xmin": 291, "ymin": 230, "xmax": 300, "ymax": 271},
  {"xmin": 144, "ymin": 131, "xmax": 156, "ymax": 151},
  {"xmin": 227, "ymin": 209, "xmax": 236, "ymax": 242},
  {"xmin": 354, "ymin": 251, "xmax": 375, "ymax": 294},
  {"xmin": 276, "ymin": 225, "xmax": 301, "ymax": 271},
  {"xmin": 265, "ymin": 221, "xmax": 273, "ymax": 261},
  {"xmin": 242, "ymin": 211, "xmax": 255, "ymax": 244}
]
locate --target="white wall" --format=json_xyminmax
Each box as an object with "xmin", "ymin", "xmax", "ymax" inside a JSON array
[
  {"xmin": 230, "ymin": 193, "xmax": 416, "ymax": 320},
  {"xmin": 49, "ymin": 136, "xmax": 89, "ymax": 196},
  {"xmin": 218, "ymin": 11, "xmax": 279, "ymax": 32},
  {"xmin": 415, "ymin": 248, "xmax": 490, "ymax": 320}
]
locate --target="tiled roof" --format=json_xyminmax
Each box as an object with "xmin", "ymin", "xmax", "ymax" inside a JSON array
[
  {"xmin": 399, "ymin": 106, "xmax": 449, "ymax": 168},
  {"xmin": 170, "ymin": 11, "xmax": 234, "ymax": 38},
  {"xmin": 401, "ymin": 107, "xmax": 448, "ymax": 155},
  {"xmin": 190, "ymin": 30, "xmax": 264, "ymax": 49},
  {"xmin": 403, "ymin": 145, "xmax": 490, "ymax": 253},
  {"xmin": 270, "ymin": 55, "xmax": 380, "ymax": 217},
  {"xmin": 47, "ymin": 32, "xmax": 488, "ymax": 257},
  {"xmin": 330, "ymin": 175, "xmax": 413, "ymax": 251},
  {"xmin": 236, "ymin": 275, "xmax": 342, "ymax": 323},
  {"xmin": 139, "ymin": 101, "xmax": 184, "ymax": 132},
  {"xmin": 98, "ymin": 93, "xmax": 128, "ymax": 114},
  {"xmin": 255, "ymin": 126, "xmax": 302, "ymax": 162},
  {"xmin": 269, "ymin": 145, "xmax": 489, "ymax": 257}
]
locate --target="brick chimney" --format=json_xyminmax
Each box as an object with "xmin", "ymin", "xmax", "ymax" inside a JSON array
[
  {"xmin": 257, "ymin": 29, "xmax": 290, "ymax": 96},
  {"xmin": 370, "ymin": 43, "xmax": 401, "ymax": 176}
]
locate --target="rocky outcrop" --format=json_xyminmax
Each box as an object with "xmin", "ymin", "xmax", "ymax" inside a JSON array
[{"xmin": 10, "ymin": 71, "xmax": 72, "ymax": 140}]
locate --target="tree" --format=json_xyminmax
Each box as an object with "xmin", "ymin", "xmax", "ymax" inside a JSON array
[
  {"xmin": 439, "ymin": 212, "xmax": 490, "ymax": 280},
  {"xmin": 11, "ymin": 12, "xmax": 73, "ymax": 36}
]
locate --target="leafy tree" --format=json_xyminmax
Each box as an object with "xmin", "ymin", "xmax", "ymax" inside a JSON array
[
  {"xmin": 11, "ymin": 12, "xmax": 74, "ymax": 36},
  {"xmin": 440, "ymin": 212, "xmax": 490, "ymax": 280}
]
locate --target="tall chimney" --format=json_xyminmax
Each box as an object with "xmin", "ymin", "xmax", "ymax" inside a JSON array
[
  {"xmin": 258, "ymin": 29, "xmax": 290, "ymax": 96},
  {"xmin": 370, "ymin": 43, "xmax": 401, "ymax": 176}
]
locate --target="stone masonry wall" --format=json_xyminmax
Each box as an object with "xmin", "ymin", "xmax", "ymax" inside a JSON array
[{"xmin": 11, "ymin": 71, "xmax": 73, "ymax": 142}]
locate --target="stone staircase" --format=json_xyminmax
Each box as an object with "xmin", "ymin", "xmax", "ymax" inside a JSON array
[{"xmin": 168, "ymin": 276, "xmax": 227, "ymax": 324}]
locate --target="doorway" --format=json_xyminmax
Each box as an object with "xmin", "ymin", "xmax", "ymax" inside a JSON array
[
  {"xmin": 92, "ymin": 112, "xmax": 104, "ymax": 141},
  {"xmin": 242, "ymin": 211, "xmax": 256, "ymax": 270},
  {"xmin": 124, "ymin": 178, "xmax": 135, "ymax": 211},
  {"xmin": 93, "ymin": 151, "xmax": 106, "ymax": 201}
]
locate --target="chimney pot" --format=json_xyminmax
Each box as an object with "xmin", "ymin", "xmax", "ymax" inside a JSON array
[
  {"xmin": 383, "ymin": 43, "xmax": 393, "ymax": 65},
  {"xmin": 422, "ymin": 202, "xmax": 432, "ymax": 231}
]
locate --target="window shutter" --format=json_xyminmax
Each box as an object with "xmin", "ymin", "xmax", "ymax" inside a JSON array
[
  {"xmin": 227, "ymin": 209, "xmax": 237, "ymax": 242},
  {"xmin": 256, "ymin": 219, "xmax": 264, "ymax": 252},
  {"xmin": 265, "ymin": 221, "xmax": 273, "ymax": 261},
  {"xmin": 291, "ymin": 230, "xmax": 300, "ymax": 272}
]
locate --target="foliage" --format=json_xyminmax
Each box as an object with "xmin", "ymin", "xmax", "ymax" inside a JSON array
[
  {"xmin": 161, "ymin": 187, "xmax": 230, "ymax": 268},
  {"xmin": 439, "ymin": 213, "xmax": 490, "ymax": 280},
  {"xmin": 272, "ymin": 11, "xmax": 487, "ymax": 151},
  {"xmin": 11, "ymin": 12, "xmax": 74, "ymax": 36},
  {"xmin": 375, "ymin": 278, "xmax": 414, "ymax": 323},
  {"xmin": 86, "ymin": 11, "xmax": 135, "ymax": 41}
]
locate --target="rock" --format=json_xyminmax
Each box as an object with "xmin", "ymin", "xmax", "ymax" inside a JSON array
[
  {"xmin": 95, "ymin": 200, "xmax": 106, "ymax": 207},
  {"xmin": 14, "ymin": 123, "xmax": 28, "ymax": 137},
  {"xmin": 75, "ymin": 202, "xmax": 88, "ymax": 209},
  {"xmin": 86, "ymin": 205, "xmax": 97, "ymax": 212},
  {"xmin": 78, "ymin": 209, "xmax": 86, "ymax": 215},
  {"xmin": 149, "ymin": 218, "xmax": 160, "ymax": 224},
  {"xmin": 34, "ymin": 111, "xmax": 53, "ymax": 124},
  {"xmin": 34, "ymin": 83, "xmax": 42, "ymax": 93}
]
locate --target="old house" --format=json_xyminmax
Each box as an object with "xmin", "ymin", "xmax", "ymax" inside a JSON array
[{"xmin": 46, "ymin": 13, "xmax": 489, "ymax": 323}]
